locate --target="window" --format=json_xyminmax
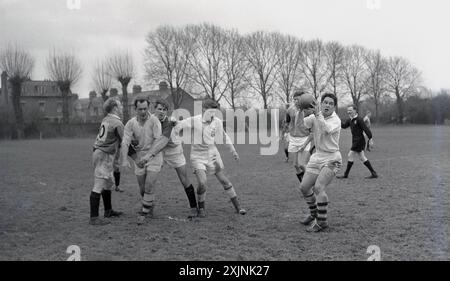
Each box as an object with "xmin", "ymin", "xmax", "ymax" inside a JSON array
[
  {"xmin": 57, "ymin": 103, "xmax": 62, "ymax": 113},
  {"xmin": 20, "ymin": 101, "xmax": 26, "ymax": 111},
  {"xmin": 35, "ymin": 86, "xmax": 39, "ymax": 93},
  {"xmin": 39, "ymin": 102, "xmax": 45, "ymax": 113}
]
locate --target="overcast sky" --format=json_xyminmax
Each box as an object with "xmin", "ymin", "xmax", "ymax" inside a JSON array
[{"xmin": 1, "ymin": 0, "xmax": 449, "ymax": 98}]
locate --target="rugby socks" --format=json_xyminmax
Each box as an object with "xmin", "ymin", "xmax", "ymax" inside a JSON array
[
  {"xmin": 296, "ymin": 172, "xmax": 304, "ymax": 183},
  {"xmin": 142, "ymin": 193, "xmax": 155, "ymax": 214},
  {"xmin": 90, "ymin": 191, "xmax": 101, "ymax": 218},
  {"xmin": 113, "ymin": 171, "xmax": 120, "ymax": 187},
  {"xmin": 184, "ymin": 184, "xmax": 198, "ymax": 208},
  {"xmin": 224, "ymin": 185, "xmax": 241, "ymax": 212},
  {"xmin": 230, "ymin": 197, "xmax": 242, "ymax": 213},
  {"xmin": 304, "ymin": 192, "xmax": 318, "ymax": 218},
  {"xmin": 101, "ymin": 190, "xmax": 112, "ymax": 211},
  {"xmin": 343, "ymin": 161, "xmax": 354, "ymax": 177},
  {"xmin": 197, "ymin": 192, "xmax": 206, "ymax": 209},
  {"xmin": 317, "ymin": 202, "xmax": 328, "ymax": 226},
  {"xmin": 363, "ymin": 160, "xmax": 376, "ymax": 175}
]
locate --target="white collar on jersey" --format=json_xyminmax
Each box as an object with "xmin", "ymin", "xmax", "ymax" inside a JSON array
[{"xmin": 108, "ymin": 113, "xmax": 121, "ymax": 120}]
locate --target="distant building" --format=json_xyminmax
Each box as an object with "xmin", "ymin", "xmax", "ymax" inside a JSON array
[
  {"xmin": 74, "ymin": 81, "xmax": 203, "ymax": 122},
  {"xmin": 129, "ymin": 81, "xmax": 202, "ymax": 116},
  {"xmin": 73, "ymin": 91, "xmax": 104, "ymax": 123},
  {"xmin": 0, "ymin": 71, "xmax": 78, "ymax": 123}
]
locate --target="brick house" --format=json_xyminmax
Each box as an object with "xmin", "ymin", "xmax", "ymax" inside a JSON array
[{"xmin": 0, "ymin": 71, "xmax": 78, "ymax": 123}]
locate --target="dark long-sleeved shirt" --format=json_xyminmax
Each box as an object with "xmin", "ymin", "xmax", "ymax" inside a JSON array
[{"xmin": 341, "ymin": 115, "xmax": 372, "ymax": 142}]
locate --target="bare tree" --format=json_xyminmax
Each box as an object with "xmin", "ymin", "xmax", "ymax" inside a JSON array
[
  {"xmin": 107, "ymin": 51, "xmax": 134, "ymax": 122},
  {"xmin": 298, "ymin": 39, "xmax": 329, "ymax": 99},
  {"xmin": 385, "ymin": 56, "xmax": 422, "ymax": 124},
  {"xmin": 275, "ymin": 34, "xmax": 302, "ymax": 104},
  {"xmin": 144, "ymin": 25, "xmax": 192, "ymax": 109},
  {"xmin": 185, "ymin": 23, "xmax": 229, "ymax": 102},
  {"xmin": 92, "ymin": 60, "xmax": 112, "ymax": 101},
  {"xmin": 244, "ymin": 31, "xmax": 280, "ymax": 109},
  {"xmin": 0, "ymin": 44, "xmax": 35, "ymax": 138},
  {"xmin": 223, "ymin": 28, "xmax": 250, "ymax": 110},
  {"xmin": 47, "ymin": 49, "xmax": 82, "ymax": 124},
  {"xmin": 365, "ymin": 50, "xmax": 387, "ymax": 123},
  {"xmin": 325, "ymin": 41, "xmax": 345, "ymax": 97},
  {"xmin": 341, "ymin": 45, "xmax": 369, "ymax": 111}
]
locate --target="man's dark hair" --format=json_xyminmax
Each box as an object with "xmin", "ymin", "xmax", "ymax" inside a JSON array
[
  {"xmin": 202, "ymin": 99, "xmax": 220, "ymax": 110},
  {"xmin": 134, "ymin": 96, "xmax": 150, "ymax": 108},
  {"xmin": 155, "ymin": 99, "xmax": 170, "ymax": 111},
  {"xmin": 293, "ymin": 91, "xmax": 305, "ymax": 98},
  {"xmin": 321, "ymin": 93, "xmax": 337, "ymax": 106}
]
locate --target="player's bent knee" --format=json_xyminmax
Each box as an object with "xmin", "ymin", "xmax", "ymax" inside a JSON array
[{"xmin": 313, "ymin": 183, "xmax": 325, "ymax": 195}]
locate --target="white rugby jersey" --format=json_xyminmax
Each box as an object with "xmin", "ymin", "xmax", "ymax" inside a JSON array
[
  {"xmin": 122, "ymin": 113, "xmax": 162, "ymax": 153},
  {"xmin": 173, "ymin": 114, "xmax": 233, "ymax": 159},
  {"xmin": 304, "ymin": 111, "xmax": 341, "ymax": 153}
]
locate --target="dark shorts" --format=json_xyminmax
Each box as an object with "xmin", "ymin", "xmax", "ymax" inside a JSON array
[{"xmin": 351, "ymin": 138, "xmax": 366, "ymax": 152}]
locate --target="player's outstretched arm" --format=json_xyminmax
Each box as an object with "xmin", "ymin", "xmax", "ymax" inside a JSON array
[
  {"xmin": 142, "ymin": 136, "xmax": 170, "ymax": 163},
  {"xmin": 120, "ymin": 121, "xmax": 133, "ymax": 167},
  {"xmin": 359, "ymin": 117, "xmax": 373, "ymax": 140},
  {"xmin": 341, "ymin": 119, "xmax": 350, "ymax": 129}
]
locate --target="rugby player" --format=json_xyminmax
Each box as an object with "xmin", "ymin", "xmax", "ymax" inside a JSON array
[
  {"xmin": 172, "ymin": 99, "xmax": 246, "ymax": 218},
  {"xmin": 89, "ymin": 97, "xmax": 124, "ymax": 226},
  {"xmin": 285, "ymin": 91, "xmax": 314, "ymax": 183},
  {"xmin": 121, "ymin": 97, "xmax": 163, "ymax": 224},
  {"xmin": 337, "ymin": 105, "xmax": 378, "ymax": 179},
  {"xmin": 299, "ymin": 93, "xmax": 342, "ymax": 232},
  {"xmin": 137, "ymin": 99, "xmax": 199, "ymax": 218}
]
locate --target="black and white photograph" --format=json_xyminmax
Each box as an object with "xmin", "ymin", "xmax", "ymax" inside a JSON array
[{"xmin": 1, "ymin": 0, "xmax": 449, "ymax": 265}]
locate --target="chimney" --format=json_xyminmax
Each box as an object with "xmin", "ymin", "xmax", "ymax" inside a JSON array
[
  {"xmin": 132, "ymin": 85, "xmax": 142, "ymax": 94},
  {"xmin": 109, "ymin": 88, "xmax": 118, "ymax": 97},
  {"xmin": 89, "ymin": 91, "xmax": 97, "ymax": 100},
  {"xmin": 159, "ymin": 81, "xmax": 168, "ymax": 91}
]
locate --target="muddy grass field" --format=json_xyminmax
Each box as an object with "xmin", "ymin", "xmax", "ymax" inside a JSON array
[{"xmin": 0, "ymin": 125, "xmax": 449, "ymax": 261}]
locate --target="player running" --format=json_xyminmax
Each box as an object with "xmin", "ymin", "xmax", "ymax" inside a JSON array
[
  {"xmin": 285, "ymin": 91, "xmax": 314, "ymax": 184},
  {"xmin": 89, "ymin": 97, "xmax": 124, "ymax": 226},
  {"xmin": 337, "ymin": 105, "xmax": 378, "ymax": 179},
  {"xmin": 299, "ymin": 93, "xmax": 342, "ymax": 232},
  {"xmin": 172, "ymin": 99, "xmax": 246, "ymax": 218},
  {"xmin": 121, "ymin": 97, "xmax": 163, "ymax": 224},
  {"xmin": 137, "ymin": 99, "xmax": 199, "ymax": 219}
]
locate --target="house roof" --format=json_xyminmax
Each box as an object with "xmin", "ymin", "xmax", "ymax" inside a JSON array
[{"xmin": 75, "ymin": 97, "xmax": 103, "ymax": 110}]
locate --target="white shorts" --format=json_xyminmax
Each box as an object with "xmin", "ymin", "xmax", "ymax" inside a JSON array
[
  {"xmin": 306, "ymin": 151, "xmax": 342, "ymax": 175},
  {"xmin": 191, "ymin": 150, "xmax": 224, "ymax": 175},
  {"xmin": 134, "ymin": 151, "xmax": 163, "ymax": 176},
  {"xmin": 163, "ymin": 150, "xmax": 186, "ymax": 169},
  {"xmin": 92, "ymin": 149, "xmax": 114, "ymax": 191},
  {"xmin": 288, "ymin": 135, "xmax": 311, "ymax": 153}
]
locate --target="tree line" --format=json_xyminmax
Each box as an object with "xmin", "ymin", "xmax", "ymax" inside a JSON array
[{"xmin": 1, "ymin": 23, "xmax": 448, "ymax": 138}]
